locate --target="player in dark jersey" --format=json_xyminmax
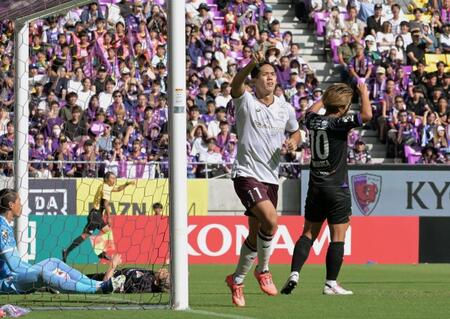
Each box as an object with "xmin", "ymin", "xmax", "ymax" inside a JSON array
[{"xmin": 281, "ymin": 83, "xmax": 371, "ymax": 295}]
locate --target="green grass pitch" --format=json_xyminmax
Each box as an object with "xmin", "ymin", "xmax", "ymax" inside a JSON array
[{"xmin": 3, "ymin": 264, "xmax": 450, "ymax": 319}]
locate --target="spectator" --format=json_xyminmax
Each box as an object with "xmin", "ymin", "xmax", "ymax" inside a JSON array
[
  {"xmin": 276, "ymin": 56, "xmax": 291, "ymax": 89},
  {"xmin": 93, "ymin": 65, "xmax": 111, "ymax": 94},
  {"xmin": 379, "ymin": 79, "xmax": 397, "ymax": 141},
  {"xmin": 190, "ymin": 123, "xmax": 208, "ymax": 157},
  {"xmin": 195, "ymin": 83, "xmax": 213, "ymax": 114},
  {"xmin": 110, "ymin": 137, "xmax": 126, "ymax": 162},
  {"xmin": 197, "ymin": 137, "xmax": 224, "ymax": 178},
  {"xmin": 67, "ymin": 67, "xmax": 85, "ymax": 94},
  {"xmin": 337, "ymin": 33, "xmax": 355, "ymax": 83},
  {"xmin": 97, "ymin": 120, "xmax": 114, "ymax": 156},
  {"xmin": 216, "ymin": 121, "xmax": 233, "ymax": 152},
  {"xmin": 29, "ymin": 133, "xmax": 53, "ymax": 178},
  {"xmin": 399, "ymin": 21, "xmax": 412, "ymax": 50},
  {"xmin": 421, "ymin": 110, "xmax": 440, "ymax": 147},
  {"xmin": 366, "ymin": 4, "xmax": 384, "ymax": 36},
  {"xmin": 98, "ymin": 79, "xmax": 116, "ymax": 111},
  {"xmin": 389, "ymin": 4, "xmax": 406, "ymax": 36},
  {"xmin": 432, "ymin": 125, "xmax": 449, "ymax": 152},
  {"xmin": 0, "ymin": 106, "xmax": 9, "ymax": 136},
  {"xmin": 407, "ymin": 87, "xmax": 430, "ymax": 117},
  {"xmin": 222, "ymin": 137, "xmax": 237, "ymax": 174},
  {"xmin": 0, "ymin": 121, "xmax": 14, "ymax": 161},
  {"xmin": 326, "ymin": 6, "xmax": 346, "ymax": 41},
  {"xmin": 201, "ymin": 101, "xmax": 217, "ymax": 125},
  {"xmin": 75, "ymin": 139, "xmax": 99, "ymax": 177},
  {"xmin": 127, "ymin": 138, "xmax": 147, "ymax": 164},
  {"xmin": 55, "ymin": 136, "xmax": 76, "ymax": 177},
  {"xmin": 63, "ymin": 106, "xmax": 87, "ymax": 141},
  {"xmin": 406, "ymin": 27, "xmax": 432, "ymax": 65},
  {"xmin": 215, "ymin": 82, "xmax": 232, "ymax": 108},
  {"xmin": 365, "ymin": 34, "xmax": 381, "ymax": 63},
  {"xmin": 419, "ymin": 145, "xmax": 442, "ymax": 163},
  {"xmin": 440, "ymin": 23, "xmax": 450, "ymax": 53},
  {"xmin": 152, "ymin": 202, "xmax": 163, "ymax": 216},
  {"xmin": 376, "ymin": 21, "xmax": 395, "ymax": 53},
  {"xmin": 348, "ymin": 44, "xmax": 372, "ymax": 85},
  {"xmin": 208, "ymin": 107, "xmax": 227, "ymax": 137},
  {"xmin": 422, "ymin": 23, "xmax": 439, "ymax": 53},
  {"xmin": 76, "ymin": 78, "xmax": 95, "ymax": 110},
  {"xmin": 344, "ymin": 5, "xmax": 365, "ymax": 43},
  {"xmin": 348, "ymin": 140, "xmax": 373, "ymax": 164}
]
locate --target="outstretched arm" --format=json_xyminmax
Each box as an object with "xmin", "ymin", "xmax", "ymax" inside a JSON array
[
  {"xmin": 358, "ymin": 83, "xmax": 372, "ymax": 123},
  {"xmin": 231, "ymin": 48, "xmax": 265, "ymax": 98},
  {"xmin": 112, "ymin": 180, "xmax": 136, "ymax": 192},
  {"xmin": 103, "ymin": 254, "xmax": 122, "ymax": 281}
]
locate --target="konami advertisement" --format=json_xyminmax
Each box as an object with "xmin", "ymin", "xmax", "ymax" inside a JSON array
[{"xmin": 30, "ymin": 216, "xmax": 419, "ymax": 264}]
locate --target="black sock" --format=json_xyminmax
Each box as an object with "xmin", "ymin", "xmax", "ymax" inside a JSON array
[
  {"xmin": 326, "ymin": 241, "xmax": 345, "ymax": 281},
  {"xmin": 291, "ymin": 235, "xmax": 313, "ymax": 272},
  {"xmin": 65, "ymin": 236, "xmax": 85, "ymax": 256}
]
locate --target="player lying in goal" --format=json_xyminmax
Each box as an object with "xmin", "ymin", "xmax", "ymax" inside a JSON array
[
  {"xmin": 0, "ymin": 188, "xmax": 125, "ymax": 294},
  {"xmin": 281, "ymin": 83, "xmax": 372, "ymax": 295},
  {"xmin": 63, "ymin": 172, "xmax": 135, "ymax": 262}
]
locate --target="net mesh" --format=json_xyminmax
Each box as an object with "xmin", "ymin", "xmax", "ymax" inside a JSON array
[{"xmin": 3, "ymin": 0, "xmax": 174, "ymax": 309}]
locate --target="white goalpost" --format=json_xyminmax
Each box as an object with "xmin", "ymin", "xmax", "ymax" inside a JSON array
[
  {"xmin": 167, "ymin": 0, "xmax": 189, "ymax": 311},
  {"xmin": 10, "ymin": 0, "xmax": 188, "ymax": 310}
]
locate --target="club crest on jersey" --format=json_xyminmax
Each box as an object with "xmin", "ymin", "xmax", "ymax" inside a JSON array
[
  {"xmin": 1, "ymin": 229, "xmax": 8, "ymax": 243},
  {"xmin": 351, "ymin": 174, "xmax": 382, "ymax": 216}
]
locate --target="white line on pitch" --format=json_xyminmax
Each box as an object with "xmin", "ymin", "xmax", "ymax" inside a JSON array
[{"xmin": 189, "ymin": 309, "xmax": 258, "ymax": 319}]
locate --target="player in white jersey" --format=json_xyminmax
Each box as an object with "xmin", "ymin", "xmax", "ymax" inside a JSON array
[{"xmin": 225, "ymin": 49, "xmax": 301, "ymax": 307}]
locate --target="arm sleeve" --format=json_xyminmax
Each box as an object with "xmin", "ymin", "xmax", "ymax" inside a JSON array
[
  {"xmin": 286, "ymin": 104, "xmax": 299, "ymax": 133},
  {"xmin": 328, "ymin": 113, "xmax": 363, "ymax": 131},
  {"xmin": 0, "ymin": 226, "xmax": 31, "ymax": 273},
  {"xmin": 232, "ymin": 91, "xmax": 252, "ymax": 114}
]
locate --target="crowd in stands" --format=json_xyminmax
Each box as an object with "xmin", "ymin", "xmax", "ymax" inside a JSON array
[
  {"xmin": 305, "ymin": 0, "xmax": 450, "ymax": 164},
  {"xmin": 0, "ymin": 0, "xmax": 448, "ymax": 179}
]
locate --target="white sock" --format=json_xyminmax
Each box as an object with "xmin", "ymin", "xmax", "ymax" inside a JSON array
[
  {"xmin": 326, "ymin": 280, "xmax": 337, "ymax": 287},
  {"xmin": 256, "ymin": 230, "xmax": 273, "ymax": 273},
  {"xmin": 233, "ymin": 239, "xmax": 257, "ymax": 285},
  {"xmin": 289, "ymin": 271, "xmax": 299, "ymax": 283}
]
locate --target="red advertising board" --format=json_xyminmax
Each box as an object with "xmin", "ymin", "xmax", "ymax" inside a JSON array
[{"xmin": 111, "ymin": 216, "xmax": 419, "ymax": 265}]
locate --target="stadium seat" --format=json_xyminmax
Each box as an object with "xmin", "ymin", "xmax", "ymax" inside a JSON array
[
  {"xmin": 424, "ymin": 54, "xmax": 447, "ymax": 72},
  {"xmin": 404, "ymin": 14, "xmax": 431, "ymax": 23}
]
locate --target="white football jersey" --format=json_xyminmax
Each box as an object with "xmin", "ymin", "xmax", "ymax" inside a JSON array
[{"xmin": 232, "ymin": 91, "xmax": 299, "ymax": 185}]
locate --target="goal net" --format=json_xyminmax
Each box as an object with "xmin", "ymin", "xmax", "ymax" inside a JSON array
[{"xmin": 0, "ymin": 0, "xmax": 188, "ymax": 310}]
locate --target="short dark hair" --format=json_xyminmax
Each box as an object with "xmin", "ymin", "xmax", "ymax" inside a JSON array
[
  {"xmin": 0, "ymin": 188, "xmax": 18, "ymax": 215},
  {"xmin": 250, "ymin": 62, "xmax": 275, "ymax": 79},
  {"xmin": 153, "ymin": 202, "xmax": 163, "ymax": 209},
  {"xmin": 104, "ymin": 171, "xmax": 116, "ymax": 182}
]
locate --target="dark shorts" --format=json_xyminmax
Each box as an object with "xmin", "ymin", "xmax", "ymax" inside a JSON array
[
  {"xmin": 233, "ymin": 176, "xmax": 278, "ymax": 217},
  {"xmin": 83, "ymin": 208, "xmax": 108, "ymax": 234},
  {"xmin": 304, "ymin": 185, "xmax": 352, "ymax": 224}
]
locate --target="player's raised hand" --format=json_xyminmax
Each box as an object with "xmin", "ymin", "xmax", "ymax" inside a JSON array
[
  {"xmin": 357, "ymin": 82, "xmax": 368, "ymax": 96},
  {"xmin": 251, "ymin": 47, "xmax": 265, "ymax": 65}
]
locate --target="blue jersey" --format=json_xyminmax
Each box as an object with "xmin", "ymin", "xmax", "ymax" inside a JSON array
[{"xmin": 0, "ymin": 216, "xmax": 32, "ymax": 293}]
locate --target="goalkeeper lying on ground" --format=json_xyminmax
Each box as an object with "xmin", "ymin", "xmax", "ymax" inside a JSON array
[{"xmin": 0, "ymin": 188, "xmax": 125, "ymax": 294}]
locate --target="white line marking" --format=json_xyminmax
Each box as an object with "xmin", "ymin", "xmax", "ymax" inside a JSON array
[{"xmin": 189, "ymin": 309, "xmax": 258, "ymax": 319}]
